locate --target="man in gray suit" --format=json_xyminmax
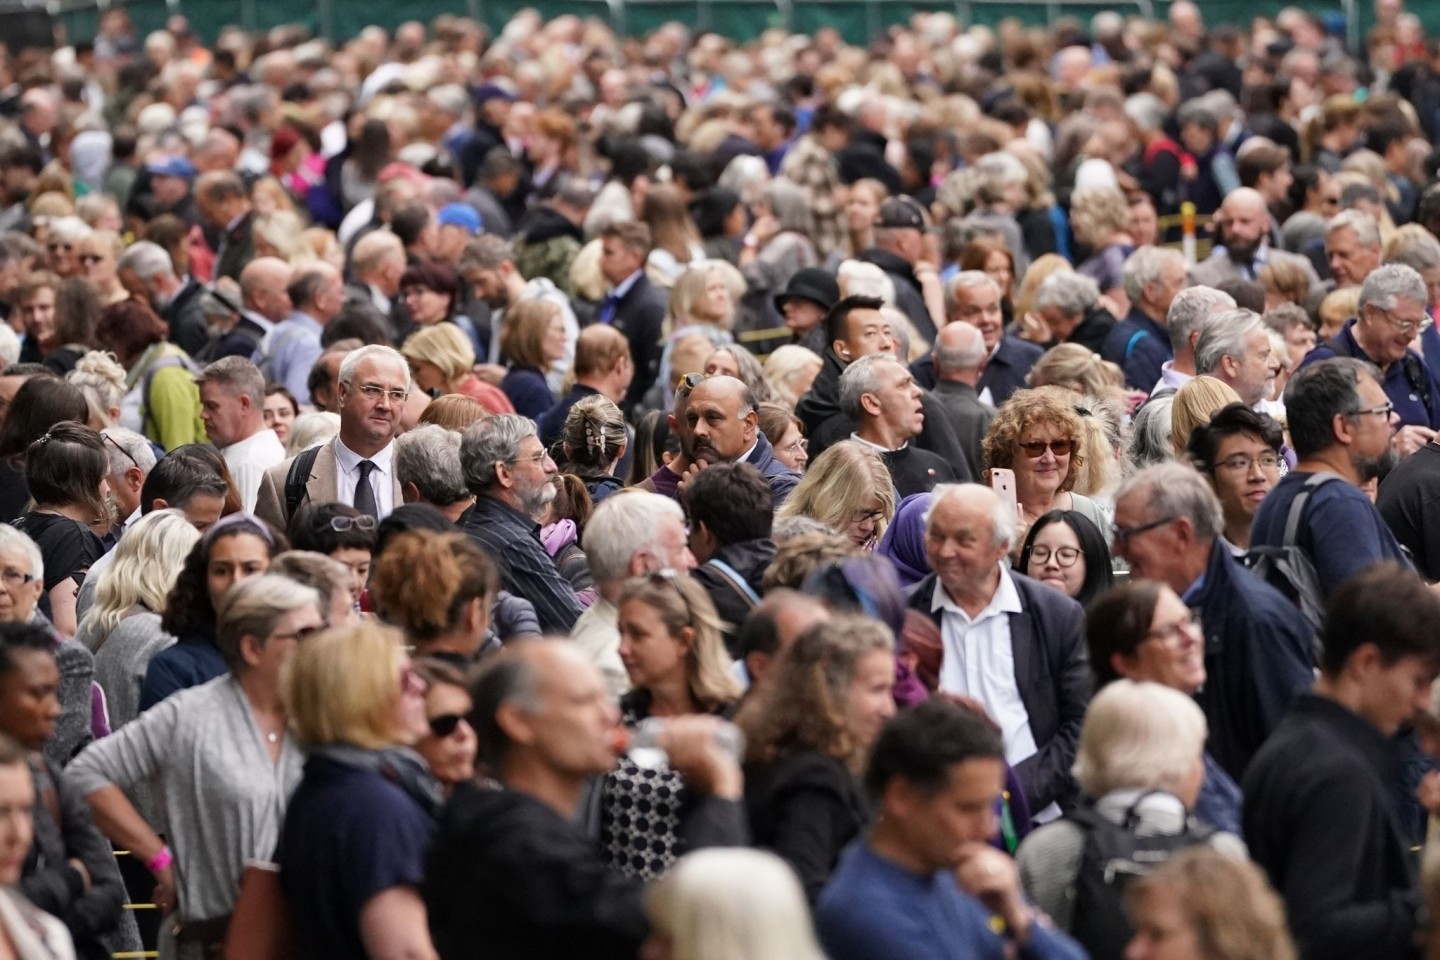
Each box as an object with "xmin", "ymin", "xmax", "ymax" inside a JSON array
[
  {"xmin": 1190, "ymin": 188, "xmax": 1321, "ymax": 294},
  {"xmin": 930, "ymin": 321, "xmax": 994, "ymax": 482},
  {"xmin": 255, "ymin": 344, "xmax": 408, "ymax": 531}
]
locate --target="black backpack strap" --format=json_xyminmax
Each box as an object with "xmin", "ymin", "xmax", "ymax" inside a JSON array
[
  {"xmin": 1402, "ymin": 354, "xmax": 1435, "ymax": 420},
  {"xmin": 284, "ymin": 446, "xmax": 322, "ymax": 521},
  {"xmin": 1283, "ymin": 472, "xmax": 1342, "ymax": 548}
]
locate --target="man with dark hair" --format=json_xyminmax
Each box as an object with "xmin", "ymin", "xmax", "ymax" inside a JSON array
[
  {"xmin": 1252, "ymin": 359, "xmax": 1412, "ymax": 601},
  {"xmin": 797, "ymin": 295, "xmax": 966, "ymax": 464},
  {"xmin": 747, "ymin": 101, "xmax": 796, "ymax": 174},
  {"xmin": 816, "ymin": 698, "xmax": 1085, "ymax": 960},
  {"xmin": 258, "ymin": 262, "xmax": 344, "ymax": 406},
  {"xmin": 686, "ymin": 462, "xmax": 776, "ymax": 649},
  {"xmin": 195, "ymin": 170, "xmax": 254, "ymax": 281},
  {"xmin": 597, "ymin": 222, "xmax": 665, "ymax": 414},
  {"xmin": 859, "ymin": 196, "xmax": 941, "ymax": 344},
  {"xmin": 424, "ymin": 641, "xmax": 747, "ymax": 960},
  {"xmin": 1244, "ymin": 563, "xmax": 1440, "ymax": 960},
  {"xmin": 1187, "ymin": 402, "xmax": 1285, "ymax": 552},
  {"xmin": 0, "ymin": 145, "xmax": 43, "ymax": 233}
]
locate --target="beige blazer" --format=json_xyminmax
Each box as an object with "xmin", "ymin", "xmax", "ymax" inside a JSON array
[{"xmin": 253, "ymin": 438, "xmax": 402, "ymax": 531}]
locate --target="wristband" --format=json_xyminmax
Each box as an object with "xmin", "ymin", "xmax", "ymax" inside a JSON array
[
  {"xmin": 743, "ymin": 235, "xmax": 759, "ymax": 250},
  {"xmin": 146, "ymin": 846, "xmax": 173, "ymax": 876}
]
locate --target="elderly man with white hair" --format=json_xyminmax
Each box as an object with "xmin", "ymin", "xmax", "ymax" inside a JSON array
[
  {"xmin": 571, "ymin": 491, "xmax": 695, "ymax": 700},
  {"xmin": 1324, "ymin": 209, "xmax": 1384, "ymax": 289},
  {"xmin": 1102, "ymin": 245, "xmax": 1188, "ymax": 390},
  {"xmin": 906, "ymin": 483, "xmax": 1090, "ymax": 824},
  {"xmin": 1301, "ymin": 262, "xmax": 1440, "ymax": 449},
  {"xmin": 1152, "ymin": 285, "xmax": 1237, "ymax": 396},
  {"xmin": 1195, "ymin": 308, "xmax": 1282, "ymax": 410}
]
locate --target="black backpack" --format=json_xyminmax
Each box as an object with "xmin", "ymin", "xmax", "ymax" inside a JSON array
[
  {"xmin": 1243, "ymin": 471, "xmax": 1338, "ymax": 660},
  {"xmin": 282, "ymin": 446, "xmax": 323, "ymax": 522},
  {"xmin": 1068, "ymin": 797, "xmax": 1216, "ymax": 960}
]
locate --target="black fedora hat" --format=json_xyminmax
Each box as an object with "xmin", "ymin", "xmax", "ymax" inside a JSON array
[{"xmin": 772, "ymin": 267, "xmax": 841, "ymax": 316}]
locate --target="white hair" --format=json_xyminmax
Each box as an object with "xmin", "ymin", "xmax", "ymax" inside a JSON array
[
  {"xmin": 1359, "ymin": 262, "xmax": 1428, "ymax": 314},
  {"xmin": 1122, "ymin": 246, "xmax": 1186, "ymax": 306},
  {"xmin": 0, "ymin": 526, "xmax": 42, "ymax": 581},
  {"xmin": 582, "ymin": 492, "xmax": 686, "ymax": 584},
  {"xmin": 927, "ymin": 482, "xmax": 1017, "ymax": 549},
  {"xmin": 337, "ymin": 344, "xmax": 412, "ymax": 392},
  {"xmin": 1194, "ymin": 308, "xmax": 1265, "ymax": 377},
  {"xmin": 117, "ymin": 241, "xmax": 175, "ymax": 282},
  {"xmin": 1325, "ymin": 209, "xmax": 1381, "ymax": 249},
  {"xmin": 1073, "ymin": 680, "xmax": 1207, "ymax": 797}
]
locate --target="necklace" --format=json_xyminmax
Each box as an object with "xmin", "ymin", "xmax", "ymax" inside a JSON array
[{"xmin": 267, "ymin": 732, "xmax": 279, "ymax": 744}]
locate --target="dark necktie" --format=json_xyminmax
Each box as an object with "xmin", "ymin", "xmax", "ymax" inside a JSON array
[
  {"xmin": 598, "ymin": 293, "xmax": 620, "ymax": 325},
  {"xmin": 353, "ymin": 460, "xmax": 378, "ymax": 518}
]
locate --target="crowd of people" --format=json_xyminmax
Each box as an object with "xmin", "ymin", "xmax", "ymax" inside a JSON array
[{"xmin": 0, "ymin": 0, "xmax": 1434, "ymax": 958}]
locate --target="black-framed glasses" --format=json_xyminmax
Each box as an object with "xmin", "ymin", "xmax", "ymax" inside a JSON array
[
  {"xmin": 1110, "ymin": 516, "xmax": 1177, "ymax": 546},
  {"xmin": 1216, "ymin": 453, "xmax": 1281, "ymax": 473},
  {"xmin": 428, "ymin": 713, "xmax": 467, "ymax": 738},
  {"xmin": 272, "ymin": 622, "xmax": 328, "ymax": 643},
  {"xmin": 330, "ymin": 516, "xmax": 377, "ymax": 533},
  {"xmin": 1352, "ymin": 401, "xmax": 1395, "ymax": 420},
  {"xmin": 103, "ymin": 433, "xmax": 140, "ymax": 471},
  {"xmin": 1019, "ymin": 438, "xmax": 1073, "ymax": 458},
  {"xmin": 1144, "ymin": 609, "xmax": 1203, "ymax": 648},
  {"xmin": 1029, "ymin": 545, "xmax": 1081, "ymax": 567},
  {"xmin": 0, "ymin": 568, "xmax": 36, "ymax": 590}
]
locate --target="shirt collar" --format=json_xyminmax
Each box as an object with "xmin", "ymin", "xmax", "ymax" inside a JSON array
[
  {"xmin": 931, "ymin": 565, "xmax": 1022, "ymax": 620},
  {"xmin": 334, "ymin": 436, "xmax": 394, "ymax": 474},
  {"xmin": 611, "ymin": 270, "xmax": 643, "ymax": 299},
  {"xmin": 849, "ymin": 432, "xmax": 906, "ymax": 454}
]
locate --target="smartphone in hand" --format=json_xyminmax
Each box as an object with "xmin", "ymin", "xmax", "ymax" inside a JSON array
[{"xmin": 989, "ymin": 468, "xmax": 1018, "ymax": 517}]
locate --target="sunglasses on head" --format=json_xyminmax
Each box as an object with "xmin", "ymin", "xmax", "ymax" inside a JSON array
[
  {"xmin": 428, "ymin": 713, "xmax": 466, "ymax": 738},
  {"xmin": 1019, "ymin": 439, "xmax": 1072, "ymax": 458}
]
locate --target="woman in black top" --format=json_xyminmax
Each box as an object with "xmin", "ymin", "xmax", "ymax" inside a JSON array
[
  {"xmin": 736, "ymin": 614, "xmax": 897, "ymax": 903},
  {"xmin": 0, "ymin": 376, "xmax": 89, "ymax": 524},
  {"xmin": 15, "ymin": 422, "xmax": 109, "ymax": 637}
]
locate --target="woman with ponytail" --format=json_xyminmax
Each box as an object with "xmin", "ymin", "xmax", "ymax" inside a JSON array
[{"xmin": 560, "ymin": 394, "xmax": 628, "ymax": 504}]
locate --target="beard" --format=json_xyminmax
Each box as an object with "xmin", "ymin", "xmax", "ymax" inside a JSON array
[
  {"xmin": 1357, "ymin": 445, "xmax": 1400, "ymax": 484},
  {"xmin": 519, "ymin": 475, "xmax": 559, "ymax": 519},
  {"xmin": 1225, "ymin": 232, "xmax": 1263, "ymax": 264}
]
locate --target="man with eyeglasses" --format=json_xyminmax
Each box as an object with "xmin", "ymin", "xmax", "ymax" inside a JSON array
[
  {"xmin": 1186, "ymin": 403, "xmax": 1284, "ymax": 553},
  {"xmin": 1301, "ymin": 263, "xmax": 1440, "ymax": 454},
  {"xmin": 255, "ymin": 345, "xmax": 408, "ymax": 530},
  {"xmin": 458, "ymin": 414, "xmax": 583, "ymax": 634},
  {"xmin": 1111, "ymin": 462, "xmax": 1314, "ymax": 781}
]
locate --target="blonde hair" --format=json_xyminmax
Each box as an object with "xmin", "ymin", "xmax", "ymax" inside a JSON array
[
  {"xmin": 1014, "ymin": 254, "xmax": 1073, "ymax": 317},
  {"xmin": 67, "ymin": 351, "xmax": 128, "ymax": 426},
  {"xmin": 1318, "ymin": 286, "xmax": 1360, "ymax": 340},
  {"xmin": 1129, "ymin": 849, "xmax": 1296, "ymax": 960},
  {"xmin": 252, "ymin": 210, "xmax": 314, "ymax": 265},
  {"xmin": 1070, "ymin": 185, "xmax": 1132, "ymax": 247},
  {"xmin": 562, "ymin": 394, "xmax": 626, "ymax": 474},
  {"xmin": 617, "ymin": 574, "xmax": 742, "ymax": 712},
  {"xmin": 1258, "ymin": 258, "xmax": 1310, "ymax": 307},
  {"xmin": 646, "ymin": 849, "xmax": 828, "ymax": 960},
  {"xmin": 500, "ymin": 299, "xmax": 561, "ymax": 371},
  {"xmin": 286, "ymin": 411, "xmax": 341, "ymax": 456},
  {"xmin": 762, "ymin": 345, "xmax": 823, "ymax": 410},
  {"xmin": 81, "ymin": 510, "xmax": 200, "ymax": 645},
  {"xmin": 1171, "ymin": 376, "xmax": 1242, "ymax": 458},
  {"xmin": 777, "ymin": 440, "xmax": 895, "ymax": 540},
  {"xmin": 402, "ymin": 322, "xmax": 476, "ymax": 384},
  {"xmin": 283, "ymin": 621, "xmax": 410, "ymax": 749},
  {"xmin": 1072, "ymin": 679, "xmax": 1207, "ymax": 797},
  {"xmin": 669, "ymin": 261, "xmax": 736, "ymax": 331},
  {"xmin": 1027, "ymin": 342, "xmax": 1124, "ymax": 398},
  {"xmin": 1072, "ymin": 395, "xmax": 1126, "ymax": 498}
]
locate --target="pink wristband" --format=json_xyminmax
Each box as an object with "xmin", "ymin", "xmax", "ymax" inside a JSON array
[{"xmin": 146, "ymin": 846, "xmax": 172, "ymax": 875}]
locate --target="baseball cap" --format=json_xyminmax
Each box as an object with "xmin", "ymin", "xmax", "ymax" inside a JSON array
[
  {"xmin": 146, "ymin": 155, "xmax": 196, "ymax": 180},
  {"xmin": 875, "ymin": 196, "xmax": 931, "ymax": 231},
  {"xmin": 437, "ymin": 203, "xmax": 483, "ymax": 235}
]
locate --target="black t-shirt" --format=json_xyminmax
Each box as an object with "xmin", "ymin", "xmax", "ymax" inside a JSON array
[
  {"xmin": 0, "ymin": 459, "xmax": 28, "ymax": 524},
  {"xmin": 14, "ymin": 512, "xmax": 104, "ymax": 619},
  {"xmin": 1377, "ymin": 442, "xmax": 1440, "ymax": 581}
]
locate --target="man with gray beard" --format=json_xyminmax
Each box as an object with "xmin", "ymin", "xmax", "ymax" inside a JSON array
[{"xmin": 458, "ymin": 414, "xmax": 583, "ymax": 633}]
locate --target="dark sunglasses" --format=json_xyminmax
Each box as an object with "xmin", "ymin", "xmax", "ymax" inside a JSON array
[
  {"xmin": 428, "ymin": 713, "xmax": 466, "ymax": 738},
  {"xmin": 1019, "ymin": 439, "xmax": 1073, "ymax": 458},
  {"xmin": 78, "ymin": 253, "xmax": 104, "ymax": 265}
]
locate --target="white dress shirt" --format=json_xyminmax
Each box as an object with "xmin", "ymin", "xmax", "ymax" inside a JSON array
[
  {"xmin": 222, "ymin": 428, "xmax": 287, "ymax": 513},
  {"xmin": 333, "ymin": 437, "xmax": 396, "ymax": 519}
]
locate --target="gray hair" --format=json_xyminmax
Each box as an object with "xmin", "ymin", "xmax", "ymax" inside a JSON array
[
  {"xmin": 838, "ymin": 353, "xmax": 901, "ymax": 419},
  {"xmin": 761, "ymin": 179, "xmax": 813, "ymax": 236},
  {"xmin": 927, "ymin": 483, "xmax": 1017, "ymax": 550},
  {"xmin": 458, "ymin": 234, "xmax": 514, "ymax": 272},
  {"xmin": 196, "ymin": 356, "xmax": 265, "ymax": 406},
  {"xmin": 117, "ymin": 241, "xmax": 175, "ymax": 282},
  {"xmin": 1113, "ymin": 461, "xmax": 1225, "ymax": 543},
  {"xmin": 394, "ymin": 424, "xmax": 470, "ymax": 506},
  {"xmin": 1035, "ymin": 271, "xmax": 1100, "ymax": 316},
  {"xmin": 0, "ymin": 526, "xmax": 42, "ymax": 580},
  {"xmin": 1358, "ymin": 262, "xmax": 1428, "ymax": 314},
  {"xmin": 214, "ymin": 573, "xmax": 321, "ymax": 673},
  {"xmin": 934, "ymin": 324, "xmax": 987, "ymax": 374},
  {"xmin": 1194, "ymin": 308, "xmax": 1265, "ymax": 376},
  {"xmin": 1325, "ymin": 209, "xmax": 1381, "ymax": 249},
  {"xmin": 100, "ymin": 426, "xmax": 157, "ymax": 479},
  {"xmin": 1128, "ymin": 396, "xmax": 1175, "ymax": 466},
  {"xmin": 1166, "ymin": 286, "xmax": 1236, "ymax": 354},
  {"xmin": 1122, "ymin": 246, "xmax": 1185, "ymax": 306},
  {"xmin": 1385, "ymin": 235, "xmax": 1440, "ymax": 273},
  {"xmin": 582, "ymin": 492, "xmax": 687, "ymax": 584},
  {"xmin": 943, "ymin": 270, "xmax": 1001, "ymax": 317},
  {"xmin": 460, "ymin": 414, "xmax": 537, "ymax": 493},
  {"xmin": 1124, "ymin": 92, "xmax": 1168, "ymax": 133},
  {"xmin": 337, "ymin": 344, "xmax": 411, "ymax": 391}
]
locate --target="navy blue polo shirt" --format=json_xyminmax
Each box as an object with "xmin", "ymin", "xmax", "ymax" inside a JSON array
[{"xmin": 1300, "ymin": 320, "xmax": 1440, "ymax": 430}]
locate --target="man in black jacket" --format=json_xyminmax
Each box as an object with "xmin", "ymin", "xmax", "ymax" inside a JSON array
[
  {"xmin": 1243, "ymin": 564, "xmax": 1440, "ymax": 960},
  {"xmin": 597, "ymin": 222, "xmax": 666, "ymax": 415},
  {"xmin": 425, "ymin": 641, "xmax": 747, "ymax": 960},
  {"xmin": 686, "ymin": 463, "xmax": 775, "ymax": 654},
  {"xmin": 797, "ymin": 295, "xmax": 968, "ymax": 465},
  {"xmin": 858, "ymin": 196, "xmax": 940, "ymax": 344},
  {"xmin": 909, "ymin": 272, "xmax": 1042, "ymax": 408},
  {"xmin": 841, "ymin": 353, "xmax": 964, "ymax": 495},
  {"xmin": 907, "ymin": 483, "xmax": 1089, "ymax": 821}
]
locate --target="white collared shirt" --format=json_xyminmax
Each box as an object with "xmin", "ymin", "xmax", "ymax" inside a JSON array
[
  {"xmin": 333, "ymin": 437, "xmax": 396, "ymax": 518},
  {"xmin": 1152, "ymin": 362, "xmax": 1194, "ymax": 396},
  {"xmin": 222, "ymin": 428, "xmax": 287, "ymax": 513}
]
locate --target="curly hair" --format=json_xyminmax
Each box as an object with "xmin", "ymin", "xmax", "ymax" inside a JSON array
[
  {"xmin": 981, "ymin": 386, "xmax": 1086, "ymax": 491},
  {"xmin": 161, "ymin": 516, "xmax": 288, "ymax": 638},
  {"xmin": 737, "ymin": 615, "xmax": 893, "ymax": 772},
  {"xmin": 369, "ymin": 529, "xmax": 498, "ymax": 645},
  {"xmin": 617, "ymin": 573, "xmax": 742, "ymax": 712},
  {"xmin": 762, "ymin": 529, "xmax": 859, "ymax": 591}
]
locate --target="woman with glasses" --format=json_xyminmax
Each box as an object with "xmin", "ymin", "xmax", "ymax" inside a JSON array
[
  {"xmin": 77, "ymin": 509, "xmax": 200, "ymax": 730},
  {"xmin": 277, "ymin": 622, "xmax": 440, "ymax": 960},
  {"xmin": 1015, "ymin": 680, "xmax": 1246, "ymax": 959},
  {"xmin": 604, "ymin": 572, "xmax": 743, "ymax": 880},
  {"xmin": 757, "ymin": 403, "xmax": 808, "ymax": 473},
  {"xmin": 397, "ymin": 262, "xmax": 484, "ymax": 370},
  {"xmin": 1017, "ymin": 510, "xmax": 1114, "ymax": 606},
  {"xmin": 67, "ymin": 574, "xmax": 323, "ymax": 960},
  {"xmin": 1186, "ymin": 404, "xmax": 1285, "ymax": 552},
  {"xmin": 777, "ymin": 441, "xmax": 895, "ymax": 550},
  {"xmin": 981, "ymin": 387, "xmax": 1108, "ymax": 552},
  {"xmin": 411, "ymin": 657, "xmax": 477, "ymax": 795},
  {"xmin": 500, "ymin": 300, "xmax": 567, "ymax": 419},
  {"xmin": 369, "ymin": 529, "xmax": 499, "ymax": 665},
  {"xmin": 287, "ymin": 503, "xmax": 378, "ymax": 613},
  {"xmin": 141, "ymin": 513, "xmax": 288, "ymax": 712},
  {"xmin": 1083, "ymin": 580, "xmax": 1241, "ymax": 835}
]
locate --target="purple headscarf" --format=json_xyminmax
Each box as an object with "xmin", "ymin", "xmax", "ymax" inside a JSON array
[{"xmin": 876, "ymin": 492, "xmax": 934, "ymax": 588}]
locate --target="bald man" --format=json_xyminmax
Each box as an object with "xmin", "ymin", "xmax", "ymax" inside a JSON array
[
  {"xmin": 906, "ymin": 483, "xmax": 1089, "ymax": 822},
  {"xmin": 680, "ymin": 375, "xmax": 800, "ymax": 505},
  {"xmin": 931, "ymin": 321, "xmax": 993, "ymax": 480},
  {"xmin": 1191, "ymin": 188, "xmax": 1321, "ymax": 292}
]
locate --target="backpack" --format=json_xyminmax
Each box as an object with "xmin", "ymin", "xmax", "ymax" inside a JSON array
[
  {"xmin": 1243, "ymin": 472, "xmax": 1339, "ymax": 658},
  {"xmin": 140, "ymin": 350, "xmax": 201, "ymax": 440},
  {"xmin": 283, "ymin": 446, "xmax": 323, "ymax": 522},
  {"xmin": 1067, "ymin": 797, "xmax": 1216, "ymax": 960}
]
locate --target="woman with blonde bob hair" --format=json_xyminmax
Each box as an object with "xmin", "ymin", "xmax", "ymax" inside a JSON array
[
  {"xmin": 738, "ymin": 616, "xmax": 895, "ymax": 902},
  {"xmin": 278, "ymin": 622, "xmax": 439, "ymax": 959},
  {"xmin": 644, "ymin": 848, "xmax": 828, "ymax": 960},
  {"xmin": 1016, "ymin": 681, "xmax": 1246, "ymax": 946},
  {"xmin": 603, "ymin": 572, "xmax": 743, "ymax": 880},
  {"xmin": 1170, "ymin": 376, "xmax": 1241, "ymax": 459},
  {"xmin": 401, "ymin": 323, "xmax": 513, "ymax": 415},
  {"xmin": 1125, "ymin": 848, "xmax": 1296, "ymax": 960},
  {"xmin": 777, "ymin": 440, "xmax": 896, "ymax": 550}
]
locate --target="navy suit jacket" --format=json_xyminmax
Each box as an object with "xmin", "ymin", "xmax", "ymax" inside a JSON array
[
  {"xmin": 611, "ymin": 275, "xmax": 666, "ymax": 415},
  {"xmin": 908, "ymin": 570, "xmax": 1090, "ymax": 814}
]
